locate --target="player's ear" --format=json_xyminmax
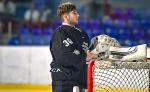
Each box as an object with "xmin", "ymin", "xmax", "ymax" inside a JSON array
[
  {"xmin": 66, "ymin": 15, "xmax": 69, "ymax": 19},
  {"xmin": 63, "ymin": 13, "xmax": 69, "ymax": 20}
]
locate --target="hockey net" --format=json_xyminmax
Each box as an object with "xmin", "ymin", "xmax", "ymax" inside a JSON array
[{"xmin": 87, "ymin": 58, "xmax": 150, "ymax": 92}]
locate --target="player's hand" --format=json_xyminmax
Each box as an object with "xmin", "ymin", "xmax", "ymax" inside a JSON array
[
  {"xmin": 86, "ymin": 50, "xmax": 92, "ymax": 61},
  {"xmin": 86, "ymin": 50, "xmax": 98, "ymax": 61}
]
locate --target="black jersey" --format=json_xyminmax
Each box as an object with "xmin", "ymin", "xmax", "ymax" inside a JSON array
[{"xmin": 50, "ymin": 25, "xmax": 90, "ymax": 87}]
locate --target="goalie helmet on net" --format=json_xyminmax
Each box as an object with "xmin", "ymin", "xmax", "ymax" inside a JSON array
[{"xmin": 89, "ymin": 34, "xmax": 120, "ymax": 60}]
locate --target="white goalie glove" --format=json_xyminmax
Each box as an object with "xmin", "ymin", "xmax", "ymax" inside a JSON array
[{"xmin": 89, "ymin": 34, "xmax": 120, "ymax": 60}]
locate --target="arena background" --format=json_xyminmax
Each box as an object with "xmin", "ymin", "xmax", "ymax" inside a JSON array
[{"xmin": 0, "ymin": 0, "xmax": 150, "ymax": 92}]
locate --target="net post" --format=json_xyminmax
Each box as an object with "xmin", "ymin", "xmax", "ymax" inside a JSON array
[
  {"xmin": 87, "ymin": 59, "xmax": 95, "ymax": 92},
  {"xmin": 149, "ymin": 71, "xmax": 150, "ymax": 92},
  {"xmin": 146, "ymin": 58, "xmax": 150, "ymax": 60},
  {"xmin": 145, "ymin": 58, "xmax": 150, "ymax": 92},
  {"xmin": 147, "ymin": 58, "xmax": 150, "ymax": 92}
]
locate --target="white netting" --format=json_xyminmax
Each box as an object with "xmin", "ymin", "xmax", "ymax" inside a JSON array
[{"xmin": 92, "ymin": 61, "xmax": 150, "ymax": 92}]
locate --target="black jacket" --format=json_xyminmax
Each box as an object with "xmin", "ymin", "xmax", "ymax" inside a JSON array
[{"xmin": 50, "ymin": 25, "xmax": 90, "ymax": 87}]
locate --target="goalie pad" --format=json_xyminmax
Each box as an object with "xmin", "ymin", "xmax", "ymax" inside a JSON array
[
  {"xmin": 108, "ymin": 44, "xmax": 147, "ymax": 61},
  {"xmin": 89, "ymin": 34, "xmax": 147, "ymax": 62}
]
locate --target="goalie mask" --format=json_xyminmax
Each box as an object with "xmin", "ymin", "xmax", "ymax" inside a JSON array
[{"xmin": 89, "ymin": 34, "xmax": 120, "ymax": 60}]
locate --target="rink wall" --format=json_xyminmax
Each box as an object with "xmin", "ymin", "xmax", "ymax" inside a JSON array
[
  {"xmin": 0, "ymin": 46, "xmax": 52, "ymax": 85},
  {"xmin": 0, "ymin": 46, "xmax": 150, "ymax": 85}
]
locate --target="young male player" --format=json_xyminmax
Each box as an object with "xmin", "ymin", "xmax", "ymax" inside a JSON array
[{"xmin": 50, "ymin": 2, "xmax": 90, "ymax": 92}]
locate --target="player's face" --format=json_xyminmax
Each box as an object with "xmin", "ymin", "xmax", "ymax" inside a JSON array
[{"xmin": 67, "ymin": 10, "xmax": 79, "ymax": 25}]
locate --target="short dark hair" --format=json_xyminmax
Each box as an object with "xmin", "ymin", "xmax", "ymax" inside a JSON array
[{"xmin": 57, "ymin": 2, "xmax": 76, "ymax": 18}]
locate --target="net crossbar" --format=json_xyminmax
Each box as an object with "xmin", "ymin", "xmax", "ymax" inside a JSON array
[{"xmin": 88, "ymin": 58, "xmax": 150, "ymax": 92}]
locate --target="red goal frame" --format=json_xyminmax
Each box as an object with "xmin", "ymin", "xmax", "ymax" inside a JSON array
[{"xmin": 87, "ymin": 58, "xmax": 150, "ymax": 92}]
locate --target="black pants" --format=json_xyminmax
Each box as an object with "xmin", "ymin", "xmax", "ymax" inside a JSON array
[{"xmin": 52, "ymin": 81, "xmax": 85, "ymax": 92}]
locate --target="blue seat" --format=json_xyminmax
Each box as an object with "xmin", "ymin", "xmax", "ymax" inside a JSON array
[
  {"xmin": 85, "ymin": 28, "xmax": 93, "ymax": 40},
  {"xmin": 138, "ymin": 8, "xmax": 148, "ymax": 18},
  {"xmin": 88, "ymin": 19, "xmax": 100, "ymax": 29},
  {"xmin": 102, "ymin": 18, "xmax": 113, "ymax": 28},
  {"xmin": 145, "ymin": 30, "xmax": 150, "ymax": 47},
  {"xmin": 92, "ymin": 27, "xmax": 104, "ymax": 36},
  {"xmin": 118, "ymin": 39, "xmax": 125, "ymax": 46},
  {"xmin": 117, "ymin": 27, "xmax": 131, "ymax": 39},
  {"xmin": 124, "ymin": 39, "xmax": 137, "ymax": 46},
  {"xmin": 31, "ymin": 35, "xmax": 44, "ymax": 45},
  {"xmin": 119, "ymin": 39, "xmax": 131, "ymax": 46},
  {"xmin": 146, "ymin": 40, "xmax": 150, "ymax": 47},
  {"xmin": 141, "ymin": 19, "xmax": 150, "ymax": 29},
  {"xmin": 31, "ymin": 27, "xmax": 44, "ymax": 45},
  {"xmin": 52, "ymin": 18, "xmax": 61, "ymax": 29},
  {"xmin": 126, "ymin": 8, "xmax": 134, "ymax": 17},
  {"xmin": 43, "ymin": 27, "xmax": 53, "ymax": 35},
  {"xmin": 8, "ymin": 37, "xmax": 20, "ymax": 45},
  {"xmin": 138, "ymin": 39, "xmax": 146, "ymax": 45},
  {"xmin": 32, "ymin": 27, "xmax": 42, "ymax": 35},
  {"xmin": 145, "ymin": 29, "xmax": 150, "ymax": 39},
  {"xmin": 19, "ymin": 27, "xmax": 29, "ymax": 35},
  {"xmin": 131, "ymin": 39, "xmax": 138, "ymax": 46},
  {"xmin": 104, "ymin": 27, "xmax": 118, "ymax": 38},
  {"xmin": 132, "ymin": 28, "xmax": 145, "ymax": 39},
  {"xmin": 42, "ymin": 35, "xmax": 51, "ymax": 45},
  {"xmin": 78, "ymin": 19, "xmax": 88, "ymax": 30},
  {"xmin": 20, "ymin": 35, "xmax": 32, "ymax": 45},
  {"xmin": 114, "ymin": 19, "xmax": 126, "ymax": 28},
  {"xmin": 18, "ymin": 27, "xmax": 32, "ymax": 45},
  {"xmin": 41, "ymin": 27, "xmax": 53, "ymax": 45},
  {"xmin": 128, "ymin": 19, "xmax": 141, "ymax": 28}
]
